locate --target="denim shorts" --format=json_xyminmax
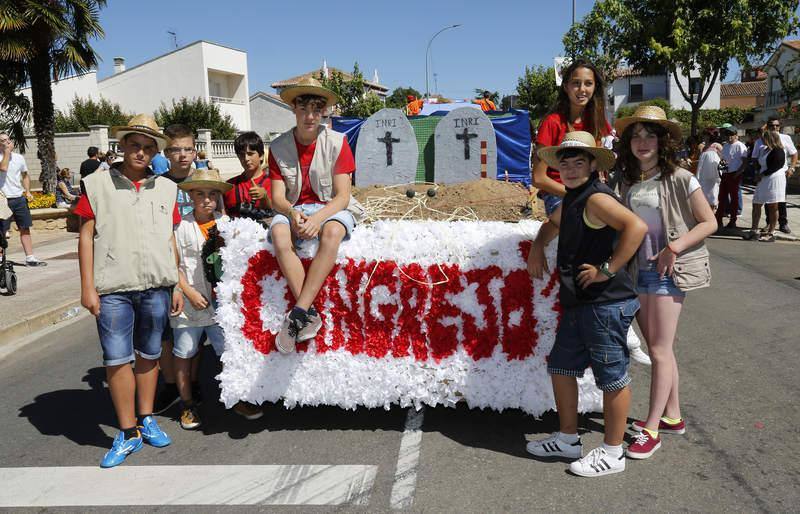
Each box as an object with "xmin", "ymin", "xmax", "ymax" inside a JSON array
[
  {"xmin": 1, "ymin": 196, "xmax": 33, "ymax": 231},
  {"xmin": 173, "ymin": 324, "xmax": 225, "ymax": 359},
  {"xmin": 637, "ymin": 264, "xmax": 685, "ymax": 297},
  {"xmin": 547, "ymin": 297, "xmax": 640, "ymax": 392},
  {"xmin": 96, "ymin": 287, "xmax": 170, "ymax": 366},
  {"xmin": 541, "ymin": 193, "xmax": 563, "ymax": 216},
  {"xmin": 267, "ymin": 203, "xmax": 356, "ymax": 246}
]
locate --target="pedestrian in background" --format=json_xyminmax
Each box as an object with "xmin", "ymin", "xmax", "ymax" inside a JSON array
[
  {"xmin": 55, "ymin": 168, "xmax": 80, "ymax": 208},
  {"xmin": 696, "ymin": 143, "xmax": 723, "ymax": 211},
  {"xmin": 752, "ymin": 117, "xmax": 797, "ymax": 234},
  {"xmin": 717, "ymin": 125, "xmax": 748, "ymax": 229},
  {"xmin": 615, "ymin": 106, "xmax": 717, "ymax": 460},
  {"xmin": 746, "ymin": 129, "xmax": 786, "ymax": 242},
  {"xmin": 0, "ymin": 132, "xmax": 46, "ymax": 266},
  {"xmin": 98, "ymin": 150, "xmax": 116, "ymax": 171},
  {"xmin": 79, "ymin": 146, "xmax": 102, "ymax": 179}
]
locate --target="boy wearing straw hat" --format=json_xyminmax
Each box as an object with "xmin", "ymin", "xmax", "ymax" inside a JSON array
[
  {"xmin": 267, "ymin": 77, "xmax": 365, "ymax": 354},
  {"xmin": 75, "ymin": 114, "xmax": 183, "ymax": 468},
  {"xmin": 526, "ymin": 131, "xmax": 646, "ymax": 477},
  {"xmin": 171, "ymin": 168, "xmax": 234, "ymax": 429}
]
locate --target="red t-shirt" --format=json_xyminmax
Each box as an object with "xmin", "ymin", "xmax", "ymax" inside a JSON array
[
  {"xmin": 268, "ymin": 135, "xmax": 355, "ymax": 205},
  {"xmin": 223, "ymin": 171, "xmax": 271, "ymax": 218},
  {"xmin": 536, "ymin": 112, "xmax": 612, "ymax": 183},
  {"xmin": 74, "ymin": 180, "xmax": 181, "ymax": 224}
]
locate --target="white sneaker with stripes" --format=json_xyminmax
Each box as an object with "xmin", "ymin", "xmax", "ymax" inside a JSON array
[
  {"xmin": 526, "ymin": 433, "xmax": 582, "ymax": 461},
  {"xmin": 569, "ymin": 447, "xmax": 625, "ymax": 477}
]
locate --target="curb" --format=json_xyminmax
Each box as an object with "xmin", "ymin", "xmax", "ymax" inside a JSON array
[{"xmin": 0, "ymin": 299, "xmax": 83, "ymax": 345}]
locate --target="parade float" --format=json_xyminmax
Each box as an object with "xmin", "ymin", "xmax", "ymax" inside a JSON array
[{"xmin": 215, "ymin": 106, "xmax": 627, "ymax": 415}]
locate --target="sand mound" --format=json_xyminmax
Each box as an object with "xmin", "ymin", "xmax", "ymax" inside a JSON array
[{"xmin": 353, "ymin": 178, "xmax": 545, "ymax": 222}]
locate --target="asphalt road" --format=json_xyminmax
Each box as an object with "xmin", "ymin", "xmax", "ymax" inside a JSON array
[{"xmin": 0, "ymin": 237, "xmax": 798, "ymax": 512}]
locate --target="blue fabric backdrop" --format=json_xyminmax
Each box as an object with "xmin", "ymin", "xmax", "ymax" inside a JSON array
[{"xmin": 332, "ymin": 109, "xmax": 532, "ymax": 185}]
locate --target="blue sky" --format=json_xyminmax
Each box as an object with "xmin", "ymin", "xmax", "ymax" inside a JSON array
[{"xmin": 92, "ymin": 0, "xmax": 756, "ymax": 101}]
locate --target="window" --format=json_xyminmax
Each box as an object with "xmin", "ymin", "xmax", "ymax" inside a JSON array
[
  {"xmin": 629, "ymin": 83, "xmax": 643, "ymax": 102},
  {"xmin": 689, "ymin": 78, "xmax": 701, "ymax": 97}
]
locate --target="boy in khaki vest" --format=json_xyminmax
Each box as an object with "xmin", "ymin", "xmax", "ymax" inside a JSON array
[
  {"xmin": 267, "ymin": 77, "xmax": 365, "ymax": 354},
  {"xmin": 75, "ymin": 114, "xmax": 183, "ymax": 468}
]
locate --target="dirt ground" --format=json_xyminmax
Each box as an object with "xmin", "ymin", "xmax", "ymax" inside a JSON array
[{"xmin": 353, "ymin": 178, "xmax": 546, "ymax": 223}]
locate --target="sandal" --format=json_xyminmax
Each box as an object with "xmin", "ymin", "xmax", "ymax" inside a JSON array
[
  {"xmin": 758, "ymin": 233, "xmax": 775, "ymax": 242},
  {"xmin": 743, "ymin": 231, "xmax": 759, "ymax": 241}
]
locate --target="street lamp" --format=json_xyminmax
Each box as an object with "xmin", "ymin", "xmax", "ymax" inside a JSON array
[{"xmin": 426, "ymin": 24, "xmax": 461, "ymax": 99}]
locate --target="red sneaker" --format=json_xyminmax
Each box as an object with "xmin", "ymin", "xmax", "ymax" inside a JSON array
[
  {"xmin": 631, "ymin": 418, "xmax": 686, "ymax": 435},
  {"xmin": 626, "ymin": 431, "xmax": 661, "ymax": 459}
]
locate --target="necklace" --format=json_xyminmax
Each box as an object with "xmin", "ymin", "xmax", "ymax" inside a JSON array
[{"xmin": 640, "ymin": 163, "xmax": 659, "ymax": 182}]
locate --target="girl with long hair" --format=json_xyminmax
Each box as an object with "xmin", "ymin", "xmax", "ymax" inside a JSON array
[
  {"xmin": 614, "ymin": 106, "xmax": 717, "ymax": 460},
  {"xmin": 532, "ymin": 59, "xmax": 611, "ymax": 216}
]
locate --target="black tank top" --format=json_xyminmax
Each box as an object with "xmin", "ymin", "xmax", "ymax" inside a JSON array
[{"xmin": 556, "ymin": 174, "xmax": 637, "ymax": 308}]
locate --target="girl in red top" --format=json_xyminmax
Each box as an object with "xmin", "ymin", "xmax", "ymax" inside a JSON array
[{"xmin": 533, "ymin": 59, "xmax": 611, "ymax": 215}]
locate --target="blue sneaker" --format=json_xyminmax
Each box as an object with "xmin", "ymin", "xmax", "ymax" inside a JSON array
[
  {"xmin": 100, "ymin": 431, "xmax": 143, "ymax": 468},
  {"xmin": 139, "ymin": 415, "xmax": 172, "ymax": 447}
]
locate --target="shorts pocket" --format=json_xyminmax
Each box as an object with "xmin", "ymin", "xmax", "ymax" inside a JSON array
[{"xmin": 589, "ymin": 344, "xmax": 625, "ymax": 365}]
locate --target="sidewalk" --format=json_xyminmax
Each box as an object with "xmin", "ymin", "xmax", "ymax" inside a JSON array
[
  {"xmin": 717, "ymin": 183, "xmax": 800, "ymax": 242},
  {"xmin": 1, "ymin": 232, "xmax": 83, "ymax": 344}
]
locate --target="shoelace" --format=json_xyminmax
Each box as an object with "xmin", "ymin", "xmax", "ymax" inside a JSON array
[
  {"xmin": 287, "ymin": 318, "xmax": 302, "ymax": 338},
  {"xmin": 584, "ymin": 448, "xmax": 608, "ymax": 467},
  {"xmin": 633, "ymin": 432, "xmax": 651, "ymax": 445}
]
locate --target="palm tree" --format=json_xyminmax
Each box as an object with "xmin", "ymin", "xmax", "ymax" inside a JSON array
[{"xmin": 0, "ymin": 0, "xmax": 106, "ymax": 193}]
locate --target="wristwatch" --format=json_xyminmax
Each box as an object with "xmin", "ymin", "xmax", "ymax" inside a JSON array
[{"xmin": 599, "ymin": 261, "xmax": 616, "ymax": 279}]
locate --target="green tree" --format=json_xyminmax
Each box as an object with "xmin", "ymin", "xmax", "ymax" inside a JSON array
[
  {"xmin": 0, "ymin": 65, "xmax": 31, "ymax": 152},
  {"xmin": 386, "ymin": 86, "xmax": 422, "ymax": 109},
  {"xmin": 515, "ymin": 65, "xmax": 559, "ymax": 123},
  {"xmin": 155, "ymin": 97, "xmax": 237, "ymax": 140},
  {"xmin": 570, "ymin": 0, "xmax": 800, "ymax": 136},
  {"xmin": 55, "ymin": 96, "xmax": 133, "ymax": 132},
  {"xmin": 0, "ymin": 0, "xmax": 107, "ymax": 193},
  {"xmin": 318, "ymin": 63, "xmax": 384, "ymax": 117},
  {"xmin": 563, "ymin": 3, "xmax": 626, "ymax": 83}
]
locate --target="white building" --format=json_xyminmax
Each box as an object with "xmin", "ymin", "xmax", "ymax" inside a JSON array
[
  {"xmin": 611, "ymin": 67, "xmax": 721, "ymax": 115},
  {"xmin": 249, "ymin": 91, "xmax": 295, "ymax": 141},
  {"xmin": 18, "ymin": 40, "xmax": 251, "ymax": 131},
  {"xmin": 763, "ymin": 40, "xmax": 800, "ymax": 120}
]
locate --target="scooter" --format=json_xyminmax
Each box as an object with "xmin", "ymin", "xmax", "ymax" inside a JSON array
[{"xmin": 0, "ymin": 228, "xmax": 17, "ymax": 295}]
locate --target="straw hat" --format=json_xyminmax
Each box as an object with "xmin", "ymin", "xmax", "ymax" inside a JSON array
[
  {"xmin": 613, "ymin": 105, "xmax": 682, "ymax": 141},
  {"xmin": 178, "ymin": 168, "xmax": 232, "ymax": 193},
  {"xmin": 537, "ymin": 131, "xmax": 616, "ymax": 171},
  {"xmin": 279, "ymin": 76, "xmax": 339, "ymax": 108},
  {"xmin": 111, "ymin": 114, "xmax": 169, "ymax": 151}
]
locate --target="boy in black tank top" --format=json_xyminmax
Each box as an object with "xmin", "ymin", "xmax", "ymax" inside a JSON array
[{"xmin": 526, "ymin": 132, "xmax": 647, "ymax": 477}]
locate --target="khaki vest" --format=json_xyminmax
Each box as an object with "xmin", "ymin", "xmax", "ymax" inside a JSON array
[
  {"xmin": 171, "ymin": 212, "xmax": 227, "ymax": 328},
  {"xmin": 269, "ymin": 126, "xmax": 365, "ymax": 221},
  {"xmin": 621, "ymin": 167, "xmax": 711, "ymax": 291},
  {"xmin": 84, "ymin": 168, "xmax": 178, "ymax": 294}
]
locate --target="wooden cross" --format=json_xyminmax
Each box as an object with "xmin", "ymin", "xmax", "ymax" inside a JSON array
[
  {"xmin": 377, "ymin": 131, "xmax": 400, "ymax": 166},
  {"xmin": 456, "ymin": 127, "xmax": 478, "ymax": 160}
]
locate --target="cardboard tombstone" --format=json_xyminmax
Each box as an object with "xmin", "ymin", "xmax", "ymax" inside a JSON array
[
  {"xmin": 355, "ymin": 108, "xmax": 419, "ymax": 186},
  {"xmin": 434, "ymin": 107, "xmax": 497, "ymax": 183}
]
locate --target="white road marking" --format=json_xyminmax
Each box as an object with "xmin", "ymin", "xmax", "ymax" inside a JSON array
[
  {"xmin": 390, "ymin": 406, "xmax": 425, "ymax": 509},
  {"xmin": 0, "ymin": 465, "xmax": 376, "ymax": 507}
]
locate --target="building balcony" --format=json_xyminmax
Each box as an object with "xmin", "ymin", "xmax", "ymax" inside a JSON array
[{"xmin": 210, "ymin": 95, "xmax": 245, "ymax": 105}]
